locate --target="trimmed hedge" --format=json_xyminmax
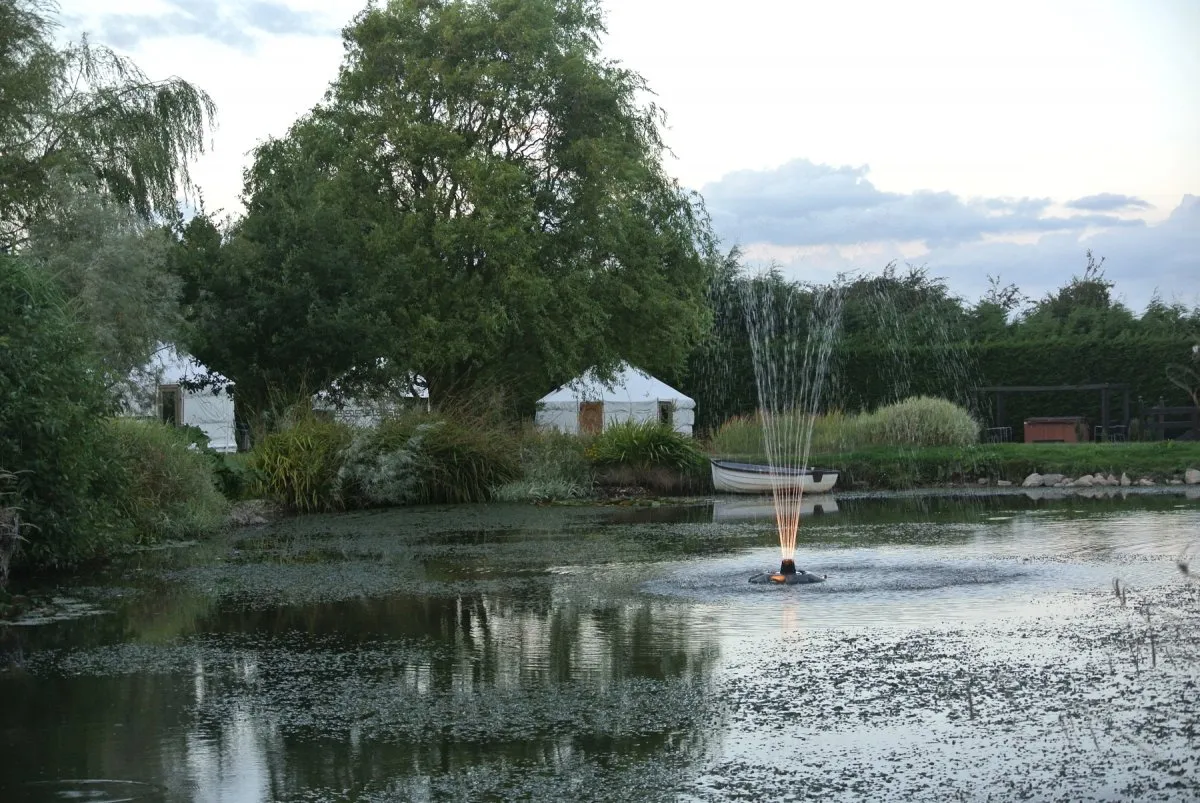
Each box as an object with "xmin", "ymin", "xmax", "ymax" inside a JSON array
[{"xmin": 688, "ymin": 335, "xmax": 1197, "ymax": 438}]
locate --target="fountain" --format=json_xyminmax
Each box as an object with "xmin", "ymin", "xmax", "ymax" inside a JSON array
[{"xmin": 738, "ymin": 277, "xmax": 845, "ymax": 585}]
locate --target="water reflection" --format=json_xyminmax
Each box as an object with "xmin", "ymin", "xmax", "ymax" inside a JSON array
[{"xmin": 712, "ymin": 495, "xmax": 839, "ymax": 522}]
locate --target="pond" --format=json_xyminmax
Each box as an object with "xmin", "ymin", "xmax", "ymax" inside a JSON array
[{"xmin": 1, "ymin": 489, "xmax": 1198, "ymax": 802}]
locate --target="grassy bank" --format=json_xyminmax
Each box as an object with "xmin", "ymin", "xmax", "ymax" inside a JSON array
[{"xmin": 712, "ymin": 442, "xmax": 1200, "ymax": 491}]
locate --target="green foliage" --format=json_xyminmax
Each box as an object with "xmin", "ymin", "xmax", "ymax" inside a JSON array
[
  {"xmin": 0, "ymin": 254, "xmax": 128, "ymax": 569},
  {"xmin": 251, "ymin": 418, "xmax": 352, "ymax": 513},
  {"xmin": 180, "ymin": 0, "xmax": 717, "ymax": 413},
  {"xmin": 708, "ymin": 397, "xmax": 979, "ymax": 459},
  {"xmin": 24, "ymin": 179, "xmax": 180, "ymax": 384},
  {"xmin": 490, "ymin": 429, "xmax": 594, "ymax": 503},
  {"xmin": 867, "ymin": 396, "xmax": 980, "ymax": 447},
  {"xmin": 338, "ymin": 411, "xmax": 520, "ymax": 507},
  {"xmin": 108, "ymin": 418, "xmax": 228, "ymax": 542},
  {"xmin": 0, "ymin": 470, "xmax": 21, "ymax": 585},
  {"xmin": 588, "ymin": 421, "xmax": 707, "ymax": 474},
  {"xmin": 211, "ymin": 452, "xmax": 257, "ymax": 501},
  {"xmin": 0, "ymin": 0, "xmax": 216, "ymax": 249}
]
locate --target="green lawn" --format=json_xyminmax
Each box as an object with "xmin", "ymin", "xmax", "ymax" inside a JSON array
[{"xmin": 711, "ymin": 441, "xmax": 1200, "ymax": 490}]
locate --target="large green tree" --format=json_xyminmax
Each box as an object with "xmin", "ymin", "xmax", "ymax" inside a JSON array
[
  {"xmin": 0, "ymin": 0, "xmax": 215, "ymax": 251},
  {"xmin": 185, "ymin": 0, "xmax": 716, "ymax": 413}
]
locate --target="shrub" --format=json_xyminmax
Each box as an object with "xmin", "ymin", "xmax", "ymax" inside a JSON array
[
  {"xmin": 338, "ymin": 411, "xmax": 520, "ymax": 507},
  {"xmin": 0, "ymin": 255, "xmax": 128, "ymax": 570},
  {"xmin": 490, "ymin": 429, "xmax": 595, "ymax": 502},
  {"xmin": 589, "ymin": 420, "xmax": 707, "ymax": 473},
  {"xmin": 108, "ymin": 419, "xmax": 229, "ymax": 541},
  {"xmin": 210, "ymin": 452, "xmax": 257, "ymax": 501},
  {"xmin": 338, "ymin": 417, "xmax": 439, "ymax": 507},
  {"xmin": 866, "ymin": 396, "xmax": 980, "ymax": 447},
  {"xmin": 252, "ymin": 417, "xmax": 352, "ymax": 512},
  {"xmin": 587, "ymin": 420, "xmax": 707, "ymax": 493}
]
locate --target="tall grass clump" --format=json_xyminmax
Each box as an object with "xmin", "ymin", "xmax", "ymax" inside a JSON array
[
  {"xmin": 866, "ymin": 396, "xmax": 980, "ymax": 447},
  {"xmin": 490, "ymin": 429, "xmax": 595, "ymax": 503},
  {"xmin": 108, "ymin": 419, "xmax": 229, "ymax": 541},
  {"xmin": 709, "ymin": 410, "xmax": 871, "ymax": 458},
  {"xmin": 588, "ymin": 420, "xmax": 707, "ymax": 492},
  {"xmin": 708, "ymin": 396, "xmax": 980, "ymax": 460},
  {"xmin": 252, "ymin": 416, "xmax": 352, "ymax": 512},
  {"xmin": 338, "ymin": 410, "xmax": 519, "ymax": 507}
]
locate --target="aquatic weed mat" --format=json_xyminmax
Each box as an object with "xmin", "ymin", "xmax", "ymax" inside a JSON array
[
  {"xmin": 276, "ymin": 751, "xmax": 706, "ymax": 803},
  {"xmin": 20, "ymin": 629, "xmax": 719, "ymax": 746},
  {"xmin": 692, "ymin": 582, "xmax": 1200, "ymax": 802}
]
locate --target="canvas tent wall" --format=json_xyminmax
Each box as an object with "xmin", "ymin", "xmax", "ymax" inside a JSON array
[
  {"xmin": 123, "ymin": 346, "xmax": 238, "ymax": 452},
  {"xmin": 535, "ymin": 363, "xmax": 696, "ymax": 436}
]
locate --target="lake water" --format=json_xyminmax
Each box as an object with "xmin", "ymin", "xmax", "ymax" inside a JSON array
[{"xmin": 2, "ymin": 489, "xmax": 1198, "ymax": 801}]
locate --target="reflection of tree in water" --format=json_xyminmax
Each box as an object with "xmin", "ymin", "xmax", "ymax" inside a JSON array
[
  {"xmin": 0, "ymin": 583, "xmax": 721, "ymax": 799},
  {"xmin": 180, "ymin": 593, "xmax": 721, "ymax": 798}
]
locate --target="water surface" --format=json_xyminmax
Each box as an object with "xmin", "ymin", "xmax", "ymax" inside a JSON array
[{"xmin": 1, "ymin": 491, "xmax": 1197, "ymax": 801}]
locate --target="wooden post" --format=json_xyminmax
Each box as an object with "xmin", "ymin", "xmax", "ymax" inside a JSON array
[{"xmin": 1100, "ymin": 386, "xmax": 1110, "ymax": 442}]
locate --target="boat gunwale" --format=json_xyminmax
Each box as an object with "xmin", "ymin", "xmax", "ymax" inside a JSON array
[{"xmin": 709, "ymin": 459, "xmax": 838, "ymax": 479}]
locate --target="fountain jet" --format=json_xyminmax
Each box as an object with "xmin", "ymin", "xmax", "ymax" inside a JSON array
[{"xmin": 741, "ymin": 279, "xmax": 844, "ymax": 585}]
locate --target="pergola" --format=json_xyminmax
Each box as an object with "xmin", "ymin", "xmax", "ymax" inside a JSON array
[{"xmin": 975, "ymin": 383, "xmax": 1131, "ymax": 441}]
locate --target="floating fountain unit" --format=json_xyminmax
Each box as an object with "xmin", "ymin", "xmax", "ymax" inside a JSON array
[{"xmin": 748, "ymin": 558, "xmax": 827, "ymax": 585}]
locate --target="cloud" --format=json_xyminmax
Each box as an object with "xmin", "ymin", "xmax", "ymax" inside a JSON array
[
  {"xmin": 1065, "ymin": 193, "xmax": 1154, "ymax": 212},
  {"xmin": 99, "ymin": 0, "xmax": 333, "ymax": 52},
  {"xmin": 743, "ymin": 194, "xmax": 1200, "ymax": 313},
  {"xmin": 702, "ymin": 159, "xmax": 1144, "ymax": 249}
]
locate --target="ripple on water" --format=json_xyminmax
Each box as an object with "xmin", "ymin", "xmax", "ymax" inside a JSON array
[
  {"xmin": 12, "ymin": 780, "xmax": 163, "ymax": 803},
  {"xmin": 640, "ymin": 546, "xmax": 1177, "ymax": 631}
]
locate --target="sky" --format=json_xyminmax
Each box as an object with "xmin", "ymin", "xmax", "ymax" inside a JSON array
[{"xmin": 55, "ymin": 0, "xmax": 1200, "ymax": 312}]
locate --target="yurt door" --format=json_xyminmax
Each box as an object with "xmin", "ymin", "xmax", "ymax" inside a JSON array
[{"xmin": 578, "ymin": 402, "xmax": 604, "ymax": 434}]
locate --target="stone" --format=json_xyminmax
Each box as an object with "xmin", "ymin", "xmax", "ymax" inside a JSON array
[
  {"xmin": 997, "ymin": 480, "xmax": 1013, "ymax": 487},
  {"xmin": 1169, "ymin": 479, "xmax": 1184, "ymax": 485},
  {"xmin": 1106, "ymin": 474, "xmax": 1119, "ymax": 486},
  {"xmin": 1120, "ymin": 473, "xmax": 1131, "ymax": 487},
  {"xmin": 1137, "ymin": 478, "xmax": 1154, "ymax": 486},
  {"xmin": 1041, "ymin": 473, "xmax": 1065, "ymax": 486},
  {"xmin": 1185, "ymin": 468, "xmax": 1200, "ymax": 485},
  {"xmin": 977, "ymin": 478, "xmax": 989, "ymax": 485},
  {"xmin": 1072, "ymin": 475, "xmax": 1094, "ymax": 487},
  {"xmin": 1022, "ymin": 473, "xmax": 1043, "ymax": 488}
]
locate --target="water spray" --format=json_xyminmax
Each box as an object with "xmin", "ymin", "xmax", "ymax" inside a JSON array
[{"xmin": 741, "ymin": 277, "xmax": 844, "ymax": 586}]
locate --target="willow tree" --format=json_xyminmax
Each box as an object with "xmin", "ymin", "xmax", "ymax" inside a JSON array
[
  {"xmin": 0, "ymin": 0, "xmax": 216, "ymax": 249},
  {"xmin": 201, "ymin": 0, "xmax": 716, "ymax": 410}
]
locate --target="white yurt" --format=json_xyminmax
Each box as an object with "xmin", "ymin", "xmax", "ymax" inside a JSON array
[
  {"xmin": 312, "ymin": 366, "xmax": 430, "ymax": 427},
  {"xmin": 535, "ymin": 362, "xmax": 696, "ymax": 436},
  {"xmin": 123, "ymin": 345, "xmax": 238, "ymax": 452}
]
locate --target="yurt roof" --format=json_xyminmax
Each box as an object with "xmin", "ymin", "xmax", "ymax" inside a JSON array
[
  {"xmin": 146, "ymin": 344, "xmax": 227, "ymax": 386},
  {"xmin": 538, "ymin": 362, "xmax": 695, "ymax": 407}
]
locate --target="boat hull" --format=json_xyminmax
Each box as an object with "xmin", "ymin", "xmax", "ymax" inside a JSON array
[{"xmin": 710, "ymin": 460, "xmax": 839, "ymax": 495}]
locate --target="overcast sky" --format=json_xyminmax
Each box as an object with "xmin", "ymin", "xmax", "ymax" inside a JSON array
[{"xmin": 56, "ymin": 0, "xmax": 1200, "ymax": 311}]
